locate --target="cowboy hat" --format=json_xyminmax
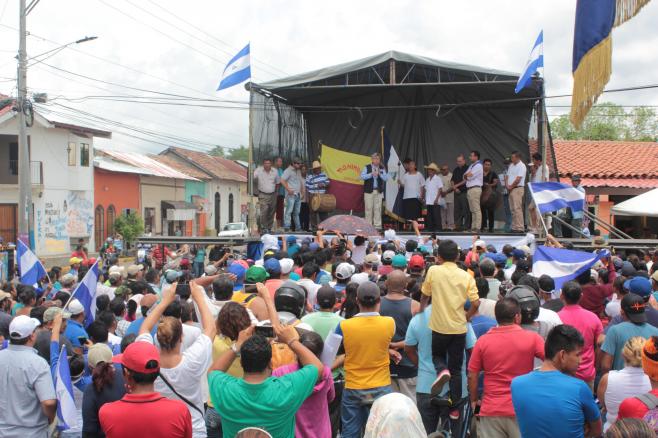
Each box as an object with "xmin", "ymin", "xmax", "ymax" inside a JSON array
[{"xmin": 424, "ymin": 162, "xmax": 440, "ymax": 172}]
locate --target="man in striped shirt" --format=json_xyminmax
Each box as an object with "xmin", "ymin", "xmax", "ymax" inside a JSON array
[{"xmin": 306, "ymin": 161, "xmax": 331, "ymax": 230}]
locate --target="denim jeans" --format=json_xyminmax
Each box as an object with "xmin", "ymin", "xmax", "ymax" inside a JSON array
[
  {"xmin": 205, "ymin": 406, "xmax": 222, "ymax": 438},
  {"xmin": 417, "ymin": 392, "xmax": 440, "ymax": 434},
  {"xmin": 341, "ymin": 385, "xmax": 392, "ymax": 438},
  {"xmin": 192, "ymin": 261, "xmax": 204, "ymax": 278},
  {"xmin": 284, "ymin": 193, "xmax": 301, "ymax": 230}
]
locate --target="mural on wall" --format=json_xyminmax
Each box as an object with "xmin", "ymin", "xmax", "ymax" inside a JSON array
[{"xmin": 37, "ymin": 190, "xmax": 93, "ymax": 254}]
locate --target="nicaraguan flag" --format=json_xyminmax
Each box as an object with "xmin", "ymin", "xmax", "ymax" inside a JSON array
[
  {"xmin": 382, "ymin": 128, "xmax": 405, "ymax": 222},
  {"xmin": 515, "ymin": 30, "xmax": 543, "ymax": 93},
  {"xmin": 68, "ymin": 261, "xmax": 99, "ymax": 327},
  {"xmin": 55, "ymin": 345, "xmax": 78, "ymax": 431},
  {"xmin": 17, "ymin": 240, "xmax": 47, "ymax": 287},
  {"xmin": 528, "ymin": 182, "xmax": 585, "ymax": 215},
  {"xmin": 533, "ymin": 245, "xmax": 607, "ymax": 290},
  {"xmin": 217, "ymin": 43, "xmax": 251, "ymax": 91}
]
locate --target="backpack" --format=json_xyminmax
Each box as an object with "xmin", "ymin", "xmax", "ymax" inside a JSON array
[{"xmin": 635, "ymin": 392, "xmax": 658, "ymax": 432}]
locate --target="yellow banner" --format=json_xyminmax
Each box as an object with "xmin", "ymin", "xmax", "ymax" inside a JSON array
[{"xmin": 320, "ymin": 144, "xmax": 371, "ymax": 185}]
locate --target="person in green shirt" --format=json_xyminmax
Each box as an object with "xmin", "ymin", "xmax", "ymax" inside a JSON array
[
  {"xmin": 301, "ymin": 285, "xmax": 344, "ymax": 340},
  {"xmin": 207, "ymin": 283, "xmax": 325, "ymax": 438}
]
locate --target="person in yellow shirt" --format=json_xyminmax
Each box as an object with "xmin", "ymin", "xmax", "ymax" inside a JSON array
[
  {"xmin": 335, "ymin": 281, "xmax": 396, "ymax": 438},
  {"xmin": 420, "ymin": 239, "xmax": 479, "ymax": 419}
]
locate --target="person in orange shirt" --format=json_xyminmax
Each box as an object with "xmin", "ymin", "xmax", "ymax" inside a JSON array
[{"xmin": 264, "ymin": 258, "xmax": 284, "ymax": 298}]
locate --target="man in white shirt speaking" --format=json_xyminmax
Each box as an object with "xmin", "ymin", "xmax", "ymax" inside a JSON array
[
  {"xmin": 506, "ymin": 151, "xmax": 527, "ymax": 233},
  {"xmin": 424, "ymin": 163, "xmax": 444, "ymax": 232},
  {"xmin": 463, "ymin": 150, "xmax": 484, "ymax": 232}
]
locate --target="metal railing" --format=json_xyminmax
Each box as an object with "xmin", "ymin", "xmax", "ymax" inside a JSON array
[{"xmin": 30, "ymin": 161, "xmax": 43, "ymax": 185}]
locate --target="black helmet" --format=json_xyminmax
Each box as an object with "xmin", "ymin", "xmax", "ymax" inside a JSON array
[
  {"xmin": 274, "ymin": 280, "xmax": 307, "ymax": 319},
  {"xmin": 507, "ymin": 285, "xmax": 540, "ymax": 324}
]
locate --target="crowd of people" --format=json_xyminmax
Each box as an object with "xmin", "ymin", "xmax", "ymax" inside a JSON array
[
  {"xmin": 2, "ymin": 231, "xmax": 658, "ymax": 437},
  {"xmin": 252, "ymin": 151, "xmax": 588, "ymax": 237}
]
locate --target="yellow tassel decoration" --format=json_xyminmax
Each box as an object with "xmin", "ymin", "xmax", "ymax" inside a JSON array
[{"xmin": 614, "ymin": 0, "xmax": 652, "ymax": 27}]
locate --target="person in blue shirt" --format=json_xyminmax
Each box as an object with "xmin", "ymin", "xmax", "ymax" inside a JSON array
[
  {"xmin": 405, "ymin": 305, "xmax": 476, "ymax": 434},
  {"xmin": 64, "ymin": 299, "xmax": 89, "ymax": 351},
  {"xmin": 511, "ymin": 324, "xmax": 602, "ymax": 438},
  {"xmin": 124, "ymin": 294, "xmax": 159, "ymax": 337}
]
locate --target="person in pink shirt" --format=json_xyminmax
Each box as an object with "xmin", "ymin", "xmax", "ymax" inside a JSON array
[
  {"xmin": 558, "ymin": 281, "xmax": 604, "ymax": 388},
  {"xmin": 272, "ymin": 330, "xmax": 335, "ymax": 438},
  {"xmin": 468, "ymin": 298, "xmax": 545, "ymax": 438}
]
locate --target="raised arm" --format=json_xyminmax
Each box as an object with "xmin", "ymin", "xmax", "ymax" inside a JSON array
[
  {"xmin": 190, "ymin": 280, "xmax": 216, "ymax": 339},
  {"xmin": 276, "ymin": 324, "xmax": 324, "ymax": 380},
  {"xmin": 139, "ymin": 284, "xmax": 176, "ymax": 336}
]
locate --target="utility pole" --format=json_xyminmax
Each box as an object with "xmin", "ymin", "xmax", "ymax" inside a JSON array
[{"xmin": 17, "ymin": 0, "xmax": 32, "ymax": 247}]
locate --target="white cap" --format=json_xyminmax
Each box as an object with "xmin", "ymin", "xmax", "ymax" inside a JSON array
[
  {"xmin": 351, "ymin": 272, "xmax": 370, "ymax": 285},
  {"xmin": 128, "ymin": 293, "xmax": 144, "ymax": 306},
  {"xmin": 474, "ymin": 240, "xmax": 486, "ymax": 249},
  {"xmin": 382, "ymin": 250, "xmax": 396, "ymax": 262},
  {"xmin": 279, "ymin": 258, "xmax": 294, "ymax": 275},
  {"xmin": 261, "ymin": 234, "xmax": 279, "ymax": 252},
  {"xmin": 384, "ymin": 229, "xmax": 397, "ymax": 241},
  {"xmin": 9, "ymin": 315, "xmax": 41, "ymax": 339},
  {"xmin": 108, "ymin": 265, "xmax": 125, "ymax": 276},
  {"xmin": 336, "ymin": 263, "xmax": 355, "ymax": 280},
  {"xmin": 67, "ymin": 298, "xmax": 85, "ymax": 315},
  {"xmin": 518, "ymin": 245, "xmax": 532, "ymax": 257},
  {"xmin": 204, "ymin": 265, "xmax": 218, "ymax": 276}
]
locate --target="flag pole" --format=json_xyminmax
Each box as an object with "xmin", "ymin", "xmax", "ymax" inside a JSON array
[
  {"xmin": 527, "ymin": 184, "xmax": 550, "ymax": 236},
  {"xmin": 62, "ymin": 260, "xmax": 98, "ymax": 309}
]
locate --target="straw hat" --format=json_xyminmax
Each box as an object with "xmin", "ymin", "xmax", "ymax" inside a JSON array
[
  {"xmin": 424, "ymin": 162, "xmax": 440, "ymax": 172},
  {"xmin": 311, "ymin": 160, "xmax": 322, "ymax": 169}
]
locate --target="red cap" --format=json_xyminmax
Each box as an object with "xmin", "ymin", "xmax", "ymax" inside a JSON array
[
  {"xmin": 409, "ymin": 254, "xmax": 425, "ymax": 271},
  {"xmin": 180, "ymin": 258, "xmax": 190, "ymax": 267},
  {"xmin": 113, "ymin": 341, "xmax": 160, "ymax": 374}
]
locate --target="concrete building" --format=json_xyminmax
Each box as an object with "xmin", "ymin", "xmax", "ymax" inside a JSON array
[
  {"xmin": 553, "ymin": 140, "xmax": 658, "ymax": 238},
  {"xmin": 0, "ymin": 101, "xmax": 110, "ymax": 256}
]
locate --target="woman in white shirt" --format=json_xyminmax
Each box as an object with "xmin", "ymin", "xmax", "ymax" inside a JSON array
[
  {"xmin": 399, "ymin": 160, "xmax": 425, "ymax": 220},
  {"xmin": 138, "ymin": 281, "xmax": 215, "ymax": 438},
  {"xmin": 598, "ymin": 336, "xmax": 651, "ymax": 431}
]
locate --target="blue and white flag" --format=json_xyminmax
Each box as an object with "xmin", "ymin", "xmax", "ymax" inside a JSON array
[
  {"xmin": 68, "ymin": 261, "xmax": 99, "ymax": 327},
  {"xmin": 528, "ymin": 181, "xmax": 586, "ymax": 215},
  {"xmin": 55, "ymin": 345, "xmax": 78, "ymax": 431},
  {"xmin": 515, "ymin": 30, "xmax": 543, "ymax": 93},
  {"xmin": 217, "ymin": 43, "xmax": 251, "ymax": 91},
  {"xmin": 382, "ymin": 128, "xmax": 405, "ymax": 221},
  {"xmin": 533, "ymin": 245, "xmax": 606, "ymax": 290},
  {"xmin": 17, "ymin": 240, "xmax": 47, "ymax": 287}
]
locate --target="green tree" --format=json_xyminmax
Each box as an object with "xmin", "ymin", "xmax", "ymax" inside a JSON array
[
  {"xmin": 113, "ymin": 212, "xmax": 145, "ymax": 249},
  {"xmin": 551, "ymin": 102, "xmax": 657, "ymax": 141},
  {"xmin": 208, "ymin": 146, "xmax": 225, "ymax": 157},
  {"xmin": 227, "ymin": 145, "xmax": 249, "ymax": 161}
]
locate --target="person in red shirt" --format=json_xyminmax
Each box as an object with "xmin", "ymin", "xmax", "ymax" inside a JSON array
[
  {"xmin": 617, "ymin": 336, "xmax": 658, "ymax": 421},
  {"xmin": 468, "ymin": 297, "xmax": 545, "ymax": 437},
  {"xmin": 99, "ymin": 341, "xmax": 192, "ymax": 438},
  {"xmin": 558, "ymin": 281, "xmax": 604, "ymax": 388},
  {"xmin": 577, "ymin": 256, "xmax": 616, "ymax": 317}
]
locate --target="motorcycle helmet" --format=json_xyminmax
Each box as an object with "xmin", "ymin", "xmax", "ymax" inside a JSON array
[{"xmin": 274, "ymin": 280, "xmax": 307, "ymax": 319}]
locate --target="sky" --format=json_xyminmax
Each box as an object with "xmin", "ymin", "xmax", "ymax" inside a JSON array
[{"xmin": 0, "ymin": 0, "xmax": 655, "ymax": 154}]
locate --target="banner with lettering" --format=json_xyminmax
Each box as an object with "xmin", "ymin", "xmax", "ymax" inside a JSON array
[{"xmin": 320, "ymin": 144, "xmax": 371, "ymax": 212}]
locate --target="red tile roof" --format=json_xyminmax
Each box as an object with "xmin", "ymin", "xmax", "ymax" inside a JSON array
[
  {"xmin": 149, "ymin": 154, "xmax": 211, "ymax": 180},
  {"xmin": 553, "ymin": 140, "xmax": 658, "ymax": 189},
  {"xmin": 164, "ymin": 147, "xmax": 247, "ymax": 183}
]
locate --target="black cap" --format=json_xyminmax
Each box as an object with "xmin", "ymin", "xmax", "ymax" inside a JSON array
[
  {"xmin": 316, "ymin": 285, "xmax": 337, "ymax": 309},
  {"xmin": 622, "ymin": 293, "xmax": 647, "ymax": 324},
  {"xmin": 357, "ymin": 281, "xmax": 380, "ymax": 304}
]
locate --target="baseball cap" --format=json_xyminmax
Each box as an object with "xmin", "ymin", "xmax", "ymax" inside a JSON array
[
  {"xmin": 409, "ymin": 254, "xmax": 425, "ymax": 271},
  {"xmin": 164, "ymin": 269, "xmax": 182, "ymax": 284},
  {"xmin": 613, "ymin": 257, "xmax": 624, "ymax": 270},
  {"xmin": 384, "ymin": 229, "xmax": 397, "ymax": 241},
  {"xmin": 350, "ymin": 272, "xmax": 370, "ymax": 285},
  {"xmin": 316, "ymin": 285, "xmax": 337, "ymax": 309},
  {"xmin": 69, "ymin": 257, "xmax": 83, "ymax": 265},
  {"xmin": 286, "ymin": 235, "xmax": 297, "ymax": 244},
  {"xmin": 43, "ymin": 307, "xmax": 71, "ymax": 323},
  {"xmin": 392, "ymin": 254, "xmax": 408, "ymax": 269},
  {"xmin": 621, "ymin": 262, "xmax": 637, "ymax": 278},
  {"xmin": 204, "ymin": 265, "xmax": 218, "ymax": 276},
  {"xmin": 364, "ymin": 253, "xmax": 380, "ymax": 266},
  {"xmin": 626, "ymin": 277, "xmax": 652, "ymax": 298},
  {"xmin": 336, "ymin": 263, "xmax": 355, "ymax": 280},
  {"xmin": 309, "ymin": 242, "xmax": 320, "ymax": 251},
  {"xmin": 108, "ymin": 265, "xmax": 125, "ymax": 276},
  {"xmin": 67, "ymin": 299, "xmax": 85, "ymax": 315},
  {"xmin": 474, "ymin": 240, "xmax": 486, "ymax": 249},
  {"xmin": 622, "ymin": 293, "xmax": 647, "ymax": 324},
  {"xmin": 113, "ymin": 340, "xmax": 160, "ymax": 374},
  {"xmin": 491, "ymin": 253, "xmax": 507, "ymax": 266},
  {"xmin": 88, "ymin": 343, "xmax": 113, "ymax": 368},
  {"xmin": 114, "ymin": 285, "xmax": 130, "ymax": 297},
  {"xmin": 60, "ymin": 273, "xmax": 76, "ymax": 287},
  {"xmin": 511, "ymin": 249, "xmax": 526, "ymax": 260},
  {"xmin": 228, "ymin": 263, "xmax": 247, "ymax": 289},
  {"xmin": 179, "ymin": 258, "xmax": 190, "ymax": 268},
  {"xmin": 9, "ymin": 315, "xmax": 41, "ymax": 339},
  {"xmin": 264, "ymin": 258, "xmax": 281, "ymax": 275},
  {"xmin": 382, "ymin": 250, "xmax": 395, "ymax": 263},
  {"xmin": 127, "ymin": 264, "xmax": 144, "ymax": 276},
  {"xmin": 246, "ymin": 265, "xmax": 269, "ymax": 283},
  {"xmin": 279, "ymin": 258, "xmax": 294, "ymax": 275},
  {"xmin": 357, "ymin": 281, "xmax": 380, "ymax": 303}
]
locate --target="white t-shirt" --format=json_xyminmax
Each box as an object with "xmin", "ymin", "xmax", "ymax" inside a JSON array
[
  {"xmin": 350, "ymin": 243, "xmax": 367, "ymax": 265},
  {"xmin": 531, "ymin": 164, "xmax": 549, "ymax": 183},
  {"xmin": 425, "ymin": 175, "xmax": 444, "ymax": 205},
  {"xmin": 402, "ymin": 172, "xmax": 425, "ymax": 199},
  {"xmin": 298, "ymin": 278, "xmax": 321, "ymax": 307},
  {"xmin": 507, "ymin": 162, "xmax": 527, "ymax": 187},
  {"xmin": 137, "ymin": 332, "xmax": 212, "ymax": 438},
  {"xmin": 96, "ymin": 282, "xmax": 116, "ymax": 300},
  {"xmin": 536, "ymin": 307, "xmax": 562, "ymax": 328}
]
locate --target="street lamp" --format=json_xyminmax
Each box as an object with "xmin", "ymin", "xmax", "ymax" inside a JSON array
[{"xmin": 27, "ymin": 36, "xmax": 98, "ymax": 67}]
